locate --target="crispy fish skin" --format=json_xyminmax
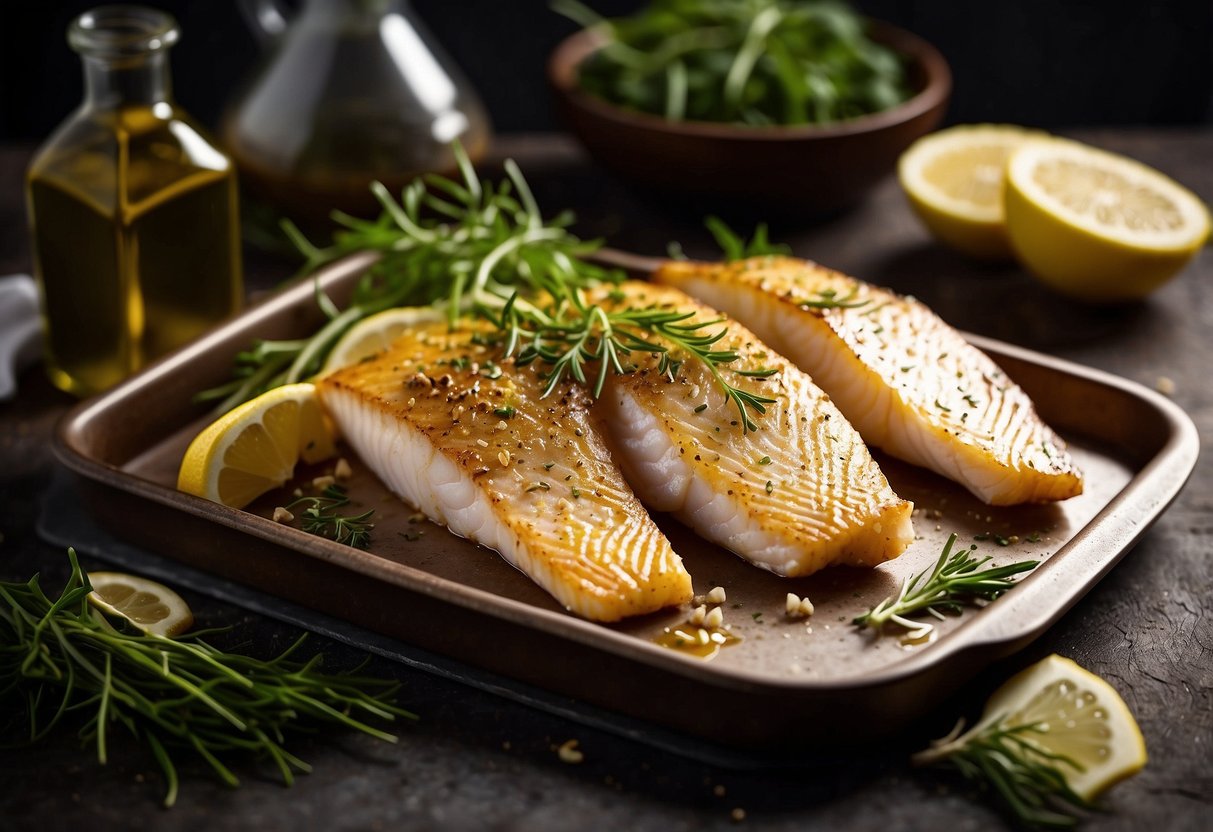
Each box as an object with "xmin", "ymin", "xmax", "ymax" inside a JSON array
[
  {"xmin": 655, "ymin": 256, "xmax": 1083, "ymax": 505},
  {"xmin": 317, "ymin": 322, "xmax": 693, "ymax": 622},
  {"xmin": 594, "ymin": 282, "xmax": 914, "ymax": 577}
]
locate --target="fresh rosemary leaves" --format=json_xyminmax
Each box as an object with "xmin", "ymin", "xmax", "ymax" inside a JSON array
[
  {"xmin": 914, "ymin": 717, "xmax": 1091, "ymax": 829},
  {"xmin": 854, "ymin": 533, "xmax": 1039, "ymax": 639},
  {"xmin": 487, "ymin": 290, "xmax": 777, "ymax": 431},
  {"xmin": 0, "ymin": 550, "xmax": 413, "ymax": 806},
  {"xmin": 201, "ymin": 145, "xmax": 775, "ymax": 434}
]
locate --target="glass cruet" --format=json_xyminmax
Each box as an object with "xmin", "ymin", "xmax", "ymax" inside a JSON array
[
  {"xmin": 222, "ymin": 0, "xmax": 493, "ymax": 225},
  {"xmin": 26, "ymin": 5, "xmax": 242, "ymax": 397}
]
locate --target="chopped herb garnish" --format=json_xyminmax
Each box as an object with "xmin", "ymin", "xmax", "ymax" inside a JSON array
[
  {"xmin": 799, "ymin": 287, "xmax": 869, "ymax": 311},
  {"xmin": 765, "ymin": 480, "xmax": 774, "ymax": 494},
  {"xmin": 493, "ymin": 405, "xmax": 516, "ymax": 419},
  {"xmin": 758, "ymin": 456, "xmax": 772, "ymax": 465},
  {"xmin": 526, "ymin": 482, "xmax": 551, "ymax": 493}
]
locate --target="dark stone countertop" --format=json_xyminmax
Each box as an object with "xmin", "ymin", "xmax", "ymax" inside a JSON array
[{"xmin": 1, "ymin": 132, "xmax": 1210, "ymax": 831}]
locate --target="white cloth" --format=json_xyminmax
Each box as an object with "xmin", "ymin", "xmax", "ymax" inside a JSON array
[{"xmin": 0, "ymin": 275, "xmax": 41, "ymax": 401}]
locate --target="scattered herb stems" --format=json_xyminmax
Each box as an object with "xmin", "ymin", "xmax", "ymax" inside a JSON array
[
  {"xmin": 853, "ymin": 533, "xmax": 1039, "ymax": 639},
  {"xmin": 287, "ymin": 484, "xmax": 375, "ymax": 549},
  {"xmin": 914, "ymin": 718, "xmax": 1092, "ymax": 829},
  {"xmin": 0, "ymin": 550, "xmax": 414, "ymax": 806},
  {"xmin": 554, "ymin": 0, "xmax": 911, "ymax": 126},
  {"xmin": 199, "ymin": 143, "xmax": 779, "ymax": 434}
]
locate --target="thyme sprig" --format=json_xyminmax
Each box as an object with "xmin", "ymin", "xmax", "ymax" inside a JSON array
[
  {"xmin": 0, "ymin": 550, "xmax": 414, "ymax": 806},
  {"xmin": 853, "ymin": 534, "xmax": 1039, "ymax": 639},
  {"xmin": 286, "ymin": 485, "xmax": 375, "ymax": 549},
  {"xmin": 485, "ymin": 289, "xmax": 777, "ymax": 432},
  {"xmin": 914, "ymin": 717, "xmax": 1091, "ymax": 829}
]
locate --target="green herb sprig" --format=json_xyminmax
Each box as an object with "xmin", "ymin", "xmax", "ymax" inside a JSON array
[
  {"xmin": 555, "ymin": 0, "xmax": 911, "ymax": 126},
  {"xmin": 853, "ymin": 534, "xmax": 1039, "ymax": 639},
  {"xmin": 0, "ymin": 550, "xmax": 413, "ymax": 806},
  {"xmin": 197, "ymin": 145, "xmax": 613, "ymax": 412},
  {"xmin": 487, "ymin": 290, "xmax": 777, "ymax": 431},
  {"xmin": 705, "ymin": 215, "xmax": 791, "ymax": 261},
  {"xmin": 914, "ymin": 717, "xmax": 1091, "ymax": 829},
  {"xmin": 286, "ymin": 485, "xmax": 375, "ymax": 549},
  {"xmin": 199, "ymin": 147, "xmax": 773, "ymax": 435}
]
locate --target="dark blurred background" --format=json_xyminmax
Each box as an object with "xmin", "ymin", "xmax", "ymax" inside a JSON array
[{"xmin": 2, "ymin": 0, "xmax": 1212, "ymax": 143}]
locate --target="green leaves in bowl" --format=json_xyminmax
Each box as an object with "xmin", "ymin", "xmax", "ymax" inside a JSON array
[{"xmin": 555, "ymin": 0, "xmax": 912, "ymax": 126}]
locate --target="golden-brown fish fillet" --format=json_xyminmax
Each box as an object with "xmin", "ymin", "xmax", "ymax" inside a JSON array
[
  {"xmin": 317, "ymin": 321, "xmax": 693, "ymax": 621},
  {"xmin": 656, "ymin": 257, "xmax": 1082, "ymax": 505},
  {"xmin": 592, "ymin": 282, "xmax": 914, "ymax": 577}
]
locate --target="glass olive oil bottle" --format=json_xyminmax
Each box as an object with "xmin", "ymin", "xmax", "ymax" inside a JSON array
[{"xmin": 27, "ymin": 7, "xmax": 241, "ymax": 397}]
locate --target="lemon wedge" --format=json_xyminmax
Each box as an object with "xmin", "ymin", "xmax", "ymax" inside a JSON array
[
  {"xmin": 322, "ymin": 307, "xmax": 443, "ymax": 375},
  {"xmin": 1005, "ymin": 138, "xmax": 1210, "ymax": 301},
  {"xmin": 177, "ymin": 382, "xmax": 336, "ymax": 508},
  {"xmin": 899, "ymin": 124, "xmax": 1048, "ymax": 259},
  {"xmin": 88, "ymin": 572, "xmax": 195, "ymax": 637},
  {"xmin": 920, "ymin": 654, "xmax": 1147, "ymax": 803}
]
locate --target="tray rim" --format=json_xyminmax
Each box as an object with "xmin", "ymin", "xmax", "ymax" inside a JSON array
[{"xmin": 52, "ymin": 252, "xmax": 1202, "ymax": 697}]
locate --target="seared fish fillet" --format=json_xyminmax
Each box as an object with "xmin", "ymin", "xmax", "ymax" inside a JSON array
[
  {"xmin": 656, "ymin": 257, "xmax": 1082, "ymax": 505},
  {"xmin": 317, "ymin": 321, "xmax": 693, "ymax": 621},
  {"xmin": 594, "ymin": 282, "xmax": 914, "ymax": 577}
]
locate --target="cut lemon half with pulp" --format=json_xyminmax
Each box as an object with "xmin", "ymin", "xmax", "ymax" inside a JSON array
[
  {"xmin": 899, "ymin": 124, "xmax": 1048, "ymax": 259},
  {"xmin": 88, "ymin": 572, "xmax": 194, "ymax": 637},
  {"xmin": 177, "ymin": 382, "xmax": 336, "ymax": 508},
  {"xmin": 1005, "ymin": 138, "xmax": 1210, "ymax": 301},
  {"xmin": 923, "ymin": 654, "xmax": 1147, "ymax": 801},
  {"xmin": 322, "ymin": 306, "xmax": 443, "ymax": 375}
]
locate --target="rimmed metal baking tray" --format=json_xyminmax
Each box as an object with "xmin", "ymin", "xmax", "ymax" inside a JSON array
[{"xmin": 54, "ymin": 251, "xmax": 1199, "ymax": 750}]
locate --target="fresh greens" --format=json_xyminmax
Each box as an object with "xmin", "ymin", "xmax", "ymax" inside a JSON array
[
  {"xmin": 0, "ymin": 550, "xmax": 413, "ymax": 806},
  {"xmin": 914, "ymin": 718, "xmax": 1091, "ymax": 829},
  {"xmin": 853, "ymin": 534, "xmax": 1039, "ymax": 639},
  {"xmin": 487, "ymin": 291, "xmax": 777, "ymax": 432},
  {"xmin": 286, "ymin": 484, "xmax": 375, "ymax": 549},
  {"xmin": 200, "ymin": 146, "xmax": 775, "ymax": 434},
  {"xmin": 705, "ymin": 215, "xmax": 791, "ymax": 260},
  {"xmin": 555, "ymin": 0, "xmax": 910, "ymax": 126}
]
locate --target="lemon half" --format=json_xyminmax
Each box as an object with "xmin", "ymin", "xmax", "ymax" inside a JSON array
[
  {"xmin": 899, "ymin": 124, "xmax": 1048, "ymax": 259},
  {"xmin": 177, "ymin": 383, "xmax": 336, "ymax": 508},
  {"xmin": 88, "ymin": 572, "xmax": 195, "ymax": 637},
  {"xmin": 1005, "ymin": 138, "xmax": 1210, "ymax": 301}
]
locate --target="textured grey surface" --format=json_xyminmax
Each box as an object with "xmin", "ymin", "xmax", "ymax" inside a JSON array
[{"xmin": 2, "ymin": 133, "xmax": 1212, "ymax": 830}]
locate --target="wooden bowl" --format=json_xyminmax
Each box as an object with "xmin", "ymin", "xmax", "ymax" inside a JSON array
[{"xmin": 548, "ymin": 21, "xmax": 951, "ymax": 222}]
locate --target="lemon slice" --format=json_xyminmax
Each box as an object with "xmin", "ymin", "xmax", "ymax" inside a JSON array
[
  {"xmin": 1005, "ymin": 138, "xmax": 1210, "ymax": 301},
  {"xmin": 899, "ymin": 124, "xmax": 1048, "ymax": 259},
  {"xmin": 322, "ymin": 306, "xmax": 443, "ymax": 375},
  {"xmin": 971, "ymin": 654, "xmax": 1146, "ymax": 800},
  {"xmin": 88, "ymin": 572, "xmax": 195, "ymax": 637},
  {"xmin": 177, "ymin": 382, "xmax": 336, "ymax": 508}
]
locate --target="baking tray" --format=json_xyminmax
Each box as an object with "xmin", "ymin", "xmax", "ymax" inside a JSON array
[{"xmin": 53, "ymin": 251, "xmax": 1199, "ymax": 750}]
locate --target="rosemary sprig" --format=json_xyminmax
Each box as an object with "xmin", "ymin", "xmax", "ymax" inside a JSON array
[
  {"xmin": 199, "ymin": 147, "xmax": 772, "ymax": 434},
  {"xmin": 914, "ymin": 717, "xmax": 1092, "ymax": 829},
  {"xmin": 286, "ymin": 485, "xmax": 375, "ymax": 549},
  {"xmin": 853, "ymin": 534, "xmax": 1039, "ymax": 639},
  {"xmin": 486, "ymin": 289, "xmax": 777, "ymax": 432},
  {"xmin": 197, "ymin": 145, "xmax": 613, "ymax": 412},
  {"xmin": 0, "ymin": 550, "xmax": 414, "ymax": 806}
]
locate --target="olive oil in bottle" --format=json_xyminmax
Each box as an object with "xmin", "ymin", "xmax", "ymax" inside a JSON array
[{"xmin": 26, "ymin": 7, "xmax": 241, "ymax": 397}]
